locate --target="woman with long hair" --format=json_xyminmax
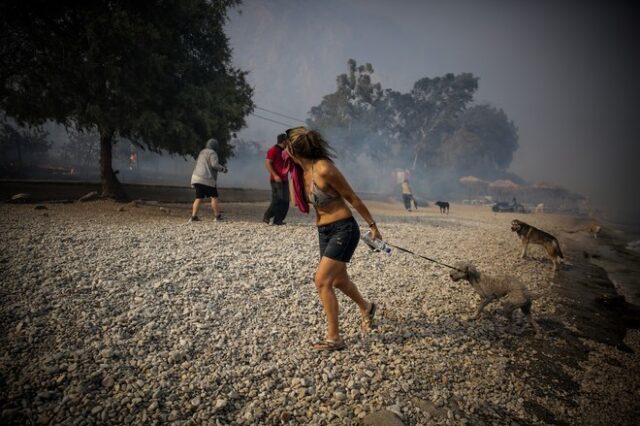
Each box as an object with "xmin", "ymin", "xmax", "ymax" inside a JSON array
[{"xmin": 286, "ymin": 127, "xmax": 381, "ymax": 351}]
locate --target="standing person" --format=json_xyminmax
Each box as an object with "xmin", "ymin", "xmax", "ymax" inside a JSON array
[
  {"xmin": 401, "ymin": 178, "xmax": 418, "ymax": 211},
  {"xmin": 263, "ymin": 133, "xmax": 290, "ymax": 225},
  {"xmin": 286, "ymin": 126, "xmax": 379, "ymax": 351},
  {"xmin": 189, "ymin": 138, "xmax": 227, "ymax": 222}
]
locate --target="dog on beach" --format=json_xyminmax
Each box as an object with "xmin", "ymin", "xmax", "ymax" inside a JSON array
[
  {"xmin": 563, "ymin": 223, "xmax": 602, "ymax": 239},
  {"xmin": 511, "ymin": 219, "xmax": 564, "ymax": 272},
  {"xmin": 588, "ymin": 223, "xmax": 602, "ymax": 239},
  {"xmin": 449, "ymin": 262, "xmax": 540, "ymax": 334},
  {"xmin": 435, "ymin": 201, "xmax": 449, "ymax": 214}
]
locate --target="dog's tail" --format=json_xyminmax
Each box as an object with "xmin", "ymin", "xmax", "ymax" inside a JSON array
[{"xmin": 553, "ymin": 238, "xmax": 564, "ymax": 259}]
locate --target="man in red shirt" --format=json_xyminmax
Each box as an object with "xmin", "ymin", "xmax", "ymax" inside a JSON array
[{"xmin": 263, "ymin": 133, "xmax": 289, "ymax": 225}]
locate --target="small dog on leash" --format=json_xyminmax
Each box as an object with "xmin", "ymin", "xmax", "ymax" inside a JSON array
[
  {"xmin": 511, "ymin": 219, "xmax": 564, "ymax": 272},
  {"xmin": 435, "ymin": 201, "xmax": 449, "ymax": 214},
  {"xmin": 449, "ymin": 262, "xmax": 540, "ymax": 334}
]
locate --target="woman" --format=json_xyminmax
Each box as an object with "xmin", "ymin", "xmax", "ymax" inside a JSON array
[{"xmin": 286, "ymin": 127, "xmax": 381, "ymax": 351}]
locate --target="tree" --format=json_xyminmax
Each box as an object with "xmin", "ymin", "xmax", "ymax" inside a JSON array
[
  {"xmin": 1, "ymin": 1, "xmax": 253, "ymax": 198},
  {"xmin": 406, "ymin": 73, "xmax": 478, "ymax": 170},
  {"xmin": 454, "ymin": 104, "xmax": 519, "ymax": 170},
  {"xmin": 307, "ymin": 60, "xmax": 520, "ymax": 194},
  {"xmin": 439, "ymin": 129, "xmax": 489, "ymax": 171},
  {"xmin": 308, "ymin": 59, "xmax": 387, "ymax": 160},
  {"xmin": 308, "ymin": 61, "xmax": 479, "ymax": 171}
]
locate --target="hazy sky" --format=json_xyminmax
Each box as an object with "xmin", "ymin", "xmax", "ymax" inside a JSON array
[{"xmin": 226, "ymin": 0, "xmax": 640, "ymax": 216}]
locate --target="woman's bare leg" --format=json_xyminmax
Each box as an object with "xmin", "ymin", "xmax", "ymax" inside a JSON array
[
  {"xmin": 315, "ymin": 256, "xmax": 372, "ymax": 341},
  {"xmin": 315, "ymin": 257, "xmax": 342, "ymax": 341}
]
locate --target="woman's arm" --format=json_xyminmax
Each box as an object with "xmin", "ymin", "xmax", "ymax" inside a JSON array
[{"xmin": 319, "ymin": 161, "xmax": 382, "ymax": 240}]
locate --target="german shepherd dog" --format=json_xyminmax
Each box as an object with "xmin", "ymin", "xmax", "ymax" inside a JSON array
[
  {"xmin": 435, "ymin": 201, "xmax": 449, "ymax": 214},
  {"xmin": 449, "ymin": 262, "xmax": 540, "ymax": 334},
  {"xmin": 511, "ymin": 219, "xmax": 564, "ymax": 272}
]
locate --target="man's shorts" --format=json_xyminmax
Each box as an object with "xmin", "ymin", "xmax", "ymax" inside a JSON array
[
  {"xmin": 194, "ymin": 184, "xmax": 218, "ymax": 199},
  {"xmin": 318, "ymin": 216, "xmax": 360, "ymax": 262}
]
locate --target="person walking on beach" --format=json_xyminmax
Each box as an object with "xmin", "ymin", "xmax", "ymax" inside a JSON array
[
  {"xmin": 285, "ymin": 127, "xmax": 379, "ymax": 351},
  {"xmin": 401, "ymin": 178, "xmax": 418, "ymax": 211},
  {"xmin": 189, "ymin": 138, "xmax": 227, "ymax": 222},
  {"xmin": 263, "ymin": 133, "xmax": 289, "ymax": 225}
]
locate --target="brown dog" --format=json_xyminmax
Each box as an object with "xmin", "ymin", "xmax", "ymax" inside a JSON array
[{"xmin": 511, "ymin": 219, "xmax": 564, "ymax": 272}]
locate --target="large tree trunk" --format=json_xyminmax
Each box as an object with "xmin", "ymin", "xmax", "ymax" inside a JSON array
[{"xmin": 99, "ymin": 129, "xmax": 127, "ymax": 200}]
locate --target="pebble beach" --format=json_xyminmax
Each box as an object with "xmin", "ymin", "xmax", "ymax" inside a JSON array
[{"xmin": 1, "ymin": 199, "xmax": 639, "ymax": 425}]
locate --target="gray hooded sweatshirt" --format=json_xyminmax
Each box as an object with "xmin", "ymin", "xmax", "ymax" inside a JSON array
[{"xmin": 191, "ymin": 139, "xmax": 226, "ymax": 187}]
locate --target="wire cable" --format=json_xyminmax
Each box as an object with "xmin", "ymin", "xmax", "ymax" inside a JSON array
[
  {"xmin": 249, "ymin": 113, "xmax": 295, "ymax": 128},
  {"xmin": 255, "ymin": 106, "xmax": 306, "ymax": 123}
]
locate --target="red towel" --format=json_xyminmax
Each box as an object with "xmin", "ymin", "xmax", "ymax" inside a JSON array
[{"xmin": 283, "ymin": 151, "xmax": 309, "ymax": 214}]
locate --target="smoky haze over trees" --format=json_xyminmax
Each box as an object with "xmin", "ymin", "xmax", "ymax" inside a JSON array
[
  {"xmin": 307, "ymin": 59, "xmax": 520, "ymax": 193},
  {"xmin": 226, "ymin": 0, "xmax": 640, "ymax": 224},
  {"xmin": 0, "ymin": 0, "xmax": 253, "ymax": 199},
  {"xmin": 2, "ymin": 1, "xmax": 638, "ymax": 223}
]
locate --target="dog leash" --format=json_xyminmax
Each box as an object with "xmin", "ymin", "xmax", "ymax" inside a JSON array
[{"xmin": 385, "ymin": 242, "xmax": 464, "ymax": 272}]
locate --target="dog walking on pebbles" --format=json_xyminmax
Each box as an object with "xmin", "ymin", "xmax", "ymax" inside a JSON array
[{"xmin": 449, "ymin": 262, "xmax": 540, "ymax": 335}]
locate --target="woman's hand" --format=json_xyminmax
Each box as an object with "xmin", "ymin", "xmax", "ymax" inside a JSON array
[{"xmin": 370, "ymin": 224, "xmax": 382, "ymax": 241}]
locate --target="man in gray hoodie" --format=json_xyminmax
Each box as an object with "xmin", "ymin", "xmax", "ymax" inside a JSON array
[{"xmin": 189, "ymin": 138, "xmax": 227, "ymax": 222}]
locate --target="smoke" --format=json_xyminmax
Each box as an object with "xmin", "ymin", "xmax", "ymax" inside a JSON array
[
  {"xmin": 225, "ymin": 0, "xmax": 640, "ymax": 226},
  {"xmin": 4, "ymin": 0, "xmax": 639, "ymax": 226},
  {"xmin": 223, "ymin": 141, "xmax": 270, "ymax": 189}
]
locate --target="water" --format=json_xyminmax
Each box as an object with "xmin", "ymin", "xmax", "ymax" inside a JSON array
[{"xmin": 626, "ymin": 240, "xmax": 640, "ymax": 254}]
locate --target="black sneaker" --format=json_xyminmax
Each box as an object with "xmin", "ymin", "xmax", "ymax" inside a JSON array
[
  {"xmin": 188, "ymin": 216, "xmax": 200, "ymax": 223},
  {"xmin": 214, "ymin": 214, "xmax": 224, "ymax": 222},
  {"xmin": 273, "ymin": 222, "xmax": 286, "ymax": 225}
]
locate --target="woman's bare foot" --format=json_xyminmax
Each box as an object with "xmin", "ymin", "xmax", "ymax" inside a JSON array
[{"xmin": 361, "ymin": 302, "xmax": 377, "ymax": 331}]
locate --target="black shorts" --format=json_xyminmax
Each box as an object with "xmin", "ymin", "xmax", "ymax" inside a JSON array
[
  {"xmin": 194, "ymin": 184, "xmax": 218, "ymax": 199},
  {"xmin": 318, "ymin": 216, "xmax": 360, "ymax": 262}
]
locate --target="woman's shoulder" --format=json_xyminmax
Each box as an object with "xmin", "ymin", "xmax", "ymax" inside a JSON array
[{"xmin": 314, "ymin": 159, "xmax": 336, "ymax": 175}]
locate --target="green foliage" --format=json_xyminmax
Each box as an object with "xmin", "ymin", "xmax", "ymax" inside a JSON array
[
  {"xmin": 1, "ymin": 0, "xmax": 253, "ymax": 196},
  {"xmin": 309, "ymin": 59, "xmax": 386, "ymax": 160},
  {"xmin": 307, "ymin": 60, "xmax": 517, "ymax": 182},
  {"xmin": 407, "ymin": 73, "xmax": 478, "ymax": 168},
  {"xmin": 453, "ymin": 104, "xmax": 519, "ymax": 170}
]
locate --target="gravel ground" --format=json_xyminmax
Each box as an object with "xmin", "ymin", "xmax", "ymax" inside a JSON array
[{"xmin": 0, "ymin": 200, "xmax": 638, "ymax": 425}]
